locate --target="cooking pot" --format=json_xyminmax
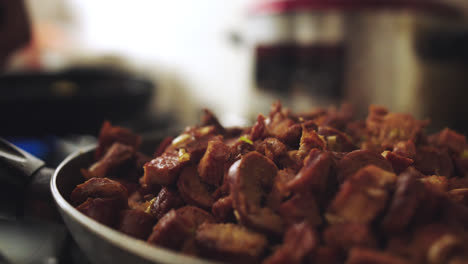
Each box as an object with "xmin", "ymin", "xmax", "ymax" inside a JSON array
[
  {"xmin": 0, "ymin": 137, "xmax": 216, "ymax": 264},
  {"xmin": 245, "ymin": 0, "xmax": 468, "ymax": 133}
]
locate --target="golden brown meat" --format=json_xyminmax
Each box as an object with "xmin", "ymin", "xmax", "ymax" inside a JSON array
[
  {"xmin": 71, "ymin": 177, "xmax": 128, "ymax": 206},
  {"xmin": 147, "ymin": 187, "xmax": 185, "ymax": 220},
  {"xmin": 324, "ymin": 223, "xmax": 377, "ymax": 251},
  {"xmin": 198, "ymin": 138, "xmax": 230, "ymax": 186},
  {"xmin": 84, "ymin": 143, "xmax": 135, "ymax": 179},
  {"xmin": 94, "ymin": 121, "xmax": 141, "ymax": 160},
  {"xmin": 263, "ymin": 222, "xmax": 318, "ymax": 264},
  {"xmin": 177, "ymin": 166, "xmax": 214, "ymax": 209},
  {"xmin": 147, "ymin": 206, "xmax": 214, "ymax": 250},
  {"xmin": 143, "ymin": 150, "xmax": 185, "ymax": 186},
  {"xmin": 76, "ymin": 197, "xmax": 123, "ymax": 227},
  {"xmin": 326, "ymin": 165, "xmax": 396, "ymax": 224},
  {"xmin": 117, "ymin": 209, "xmax": 156, "ymax": 240},
  {"xmin": 196, "ymin": 223, "xmax": 268, "ymax": 264},
  {"xmin": 285, "ymin": 149, "xmax": 334, "ymax": 202},
  {"xmin": 337, "ymin": 149, "xmax": 394, "ymax": 183},
  {"xmin": 73, "ymin": 101, "xmax": 468, "ymax": 264},
  {"xmin": 212, "ymin": 196, "xmax": 234, "ymax": 222},
  {"xmin": 346, "ymin": 248, "xmax": 410, "ymax": 264},
  {"xmin": 228, "ymin": 151, "xmax": 283, "ymax": 235}
]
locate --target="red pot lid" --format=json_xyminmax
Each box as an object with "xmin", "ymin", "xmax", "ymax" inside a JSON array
[{"xmin": 249, "ymin": 0, "xmax": 462, "ymax": 17}]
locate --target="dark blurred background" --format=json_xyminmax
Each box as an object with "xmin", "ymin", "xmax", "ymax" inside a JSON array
[
  {"xmin": 3, "ymin": 0, "xmax": 468, "ymax": 138},
  {"xmin": 1, "ymin": 1, "xmax": 468, "ymax": 262},
  {"xmin": 2, "ymin": 0, "xmax": 468, "ymax": 139}
]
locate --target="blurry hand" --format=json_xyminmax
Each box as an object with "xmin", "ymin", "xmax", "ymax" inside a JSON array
[{"xmin": 0, "ymin": 0, "xmax": 31, "ymax": 69}]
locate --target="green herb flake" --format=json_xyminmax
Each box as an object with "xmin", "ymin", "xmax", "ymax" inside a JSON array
[
  {"xmin": 238, "ymin": 136, "xmax": 253, "ymax": 145},
  {"xmin": 461, "ymin": 149, "xmax": 468, "ymax": 159},
  {"xmin": 178, "ymin": 148, "xmax": 191, "ymax": 162},
  {"xmin": 145, "ymin": 197, "xmax": 157, "ymax": 214},
  {"xmin": 389, "ymin": 128, "xmax": 399, "ymax": 139}
]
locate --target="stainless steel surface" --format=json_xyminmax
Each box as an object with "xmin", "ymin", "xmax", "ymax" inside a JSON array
[
  {"xmin": 342, "ymin": 10, "xmax": 468, "ymax": 129},
  {"xmin": 50, "ymin": 144, "xmax": 217, "ymax": 264},
  {"xmin": 246, "ymin": 1, "xmax": 468, "ymax": 132}
]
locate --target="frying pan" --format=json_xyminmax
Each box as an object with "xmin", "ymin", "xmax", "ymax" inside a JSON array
[{"xmin": 0, "ymin": 136, "xmax": 217, "ymax": 264}]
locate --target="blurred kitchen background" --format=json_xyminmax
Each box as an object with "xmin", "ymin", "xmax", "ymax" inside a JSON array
[
  {"xmin": 2, "ymin": 0, "xmax": 468, "ymax": 162},
  {"xmin": 2, "ymin": 1, "xmax": 468, "ymax": 263}
]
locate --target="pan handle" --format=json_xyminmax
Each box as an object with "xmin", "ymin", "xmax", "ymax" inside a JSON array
[
  {"xmin": 0, "ymin": 138, "xmax": 45, "ymax": 186},
  {"xmin": 0, "ymin": 138, "xmax": 55, "ymax": 220}
]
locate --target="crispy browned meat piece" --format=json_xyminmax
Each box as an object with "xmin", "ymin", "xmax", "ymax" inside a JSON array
[
  {"xmin": 327, "ymin": 165, "xmax": 396, "ymax": 224},
  {"xmin": 365, "ymin": 105, "xmax": 428, "ymax": 151},
  {"xmin": 196, "ymin": 223, "xmax": 268, "ymax": 264},
  {"xmin": 310, "ymin": 246, "xmax": 345, "ymax": 264},
  {"xmin": 402, "ymin": 224, "xmax": 467, "ymax": 264},
  {"xmin": 318, "ymin": 126, "xmax": 357, "ymax": 152},
  {"xmin": 75, "ymin": 102, "xmax": 468, "ymax": 264},
  {"xmin": 212, "ymin": 196, "xmax": 234, "ymax": 222},
  {"xmin": 147, "ymin": 210, "xmax": 192, "ymax": 249},
  {"xmin": 76, "ymin": 197, "xmax": 123, "ymax": 227},
  {"xmin": 143, "ymin": 150, "xmax": 184, "ymax": 186},
  {"xmin": 228, "ymin": 151, "xmax": 283, "ymax": 235},
  {"xmin": 263, "ymin": 222, "xmax": 318, "ymax": 264},
  {"xmin": 147, "ymin": 206, "xmax": 214, "ymax": 249},
  {"xmin": 454, "ymin": 157, "xmax": 468, "ymax": 178},
  {"xmin": 393, "ymin": 140, "xmax": 416, "ymax": 159},
  {"xmin": 198, "ymin": 139, "xmax": 230, "ymax": 186},
  {"xmin": 428, "ymin": 128, "xmax": 467, "ymax": 155},
  {"xmin": 324, "ymin": 223, "xmax": 377, "ymax": 251},
  {"xmin": 382, "ymin": 151, "xmax": 414, "ymax": 174},
  {"xmin": 266, "ymin": 168, "xmax": 296, "ymax": 210},
  {"xmin": 337, "ymin": 149, "xmax": 394, "ymax": 183},
  {"xmin": 117, "ymin": 209, "xmax": 156, "ymax": 240},
  {"xmin": 256, "ymin": 137, "xmax": 288, "ymax": 165},
  {"xmin": 277, "ymin": 150, "xmax": 304, "ymax": 173},
  {"xmin": 147, "ymin": 187, "xmax": 185, "ymax": 220},
  {"xmin": 84, "ymin": 143, "xmax": 136, "ymax": 179},
  {"xmin": 176, "ymin": 205, "xmax": 215, "ymax": 228},
  {"xmin": 278, "ymin": 193, "xmax": 322, "ymax": 227},
  {"xmin": 180, "ymin": 128, "xmax": 222, "ymax": 162},
  {"xmin": 411, "ymin": 190, "xmax": 446, "ymax": 228},
  {"xmin": 414, "ymin": 146, "xmax": 454, "ymax": 177},
  {"xmin": 285, "ymin": 149, "xmax": 334, "ymax": 201},
  {"xmin": 266, "ymin": 101, "xmax": 302, "ymax": 148},
  {"xmin": 229, "ymin": 139, "xmax": 255, "ymax": 160},
  {"xmin": 94, "ymin": 121, "xmax": 141, "ymax": 160},
  {"xmin": 420, "ymin": 175, "xmax": 448, "ymax": 193},
  {"xmin": 112, "ymin": 178, "xmax": 139, "ymax": 195},
  {"xmin": 297, "ymin": 124, "xmax": 325, "ymax": 160},
  {"xmin": 346, "ymin": 248, "xmax": 410, "ymax": 264},
  {"xmin": 177, "ymin": 166, "xmax": 214, "ymax": 209},
  {"xmin": 449, "ymin": 177, "xmax": 468, "ymax": 190},
  {"xmin": 71, "ymin": 177, "xmax": 128, "ymax": 206},
  {"xmin": 447, "ymin": 188, "xmax": 468, "ymax": 206},
  {"xmin": 268, "ymin": 115, "xmax": 302, "ymax": 148},
  {"xmin": 250, "ymin": 114, "xmax": 267, "ymax": 141},
  {"xmin": 381, "ymin": 168, "xmax": 426, "ymax": 234}
]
